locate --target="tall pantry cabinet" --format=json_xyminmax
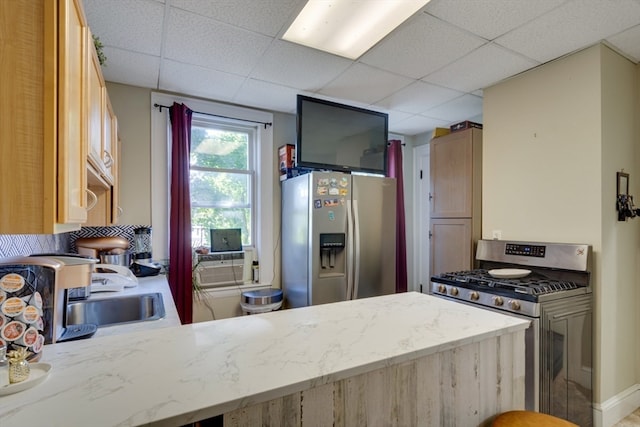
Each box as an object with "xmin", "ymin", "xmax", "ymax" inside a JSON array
[{"xmin": 429, "ymin": 128, "xmax": 482, "ymax": 275}]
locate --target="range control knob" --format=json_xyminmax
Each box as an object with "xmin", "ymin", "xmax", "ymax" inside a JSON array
[
  {"xmin": 509, "ymin": 300, "xmax": 521, "ymax": 311},
  {"xmin": 437, "ymin": 285, "xmax": 446, "ymax": 294},
  {"xmin": 493, "ymin": 296, "xmax": 504, "ymax": 306},
  {"xmin": 469, "ymin": 291, "xmax": 480, "ymax": 301},
  {"xmin": 450, "ymin": 287, "xmax": 459, "ymax": 296}
]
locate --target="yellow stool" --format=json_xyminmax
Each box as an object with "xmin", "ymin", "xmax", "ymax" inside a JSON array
[{"xmin": 492, "ymin": 411, "xmax": 579, "ymax": 427}]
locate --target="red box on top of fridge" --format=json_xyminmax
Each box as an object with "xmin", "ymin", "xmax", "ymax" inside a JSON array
[{"xmin": 278, "ymin": 144, "xmax": 295, "ymax": 172}]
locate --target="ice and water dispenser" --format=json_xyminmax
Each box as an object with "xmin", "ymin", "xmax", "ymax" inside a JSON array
[{"xmin": 319, "ymin": 233, "xmax": 345, "ymax": 275}]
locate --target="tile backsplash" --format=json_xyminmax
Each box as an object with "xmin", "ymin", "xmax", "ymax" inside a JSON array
[
  {"xmin": 0, "ymin": 225, "xmax": 151, "ymax": 258},
  {"xmin": 0, "ymin": 234, "xmax": 70, "ymax": 257}
]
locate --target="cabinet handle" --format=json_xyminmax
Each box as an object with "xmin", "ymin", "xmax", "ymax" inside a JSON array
[
  {"xmin": 429, "ymin": 192, "xmax": 433, "ymax": 201},
  {"xmin": 117, "ymin": 206, "xmax": 123, "ymax": 218},
  {"xmin": 103, "ymin": 150, "xmax": 113, "ymax": 168},
  {"xmin": 86, "ymin": 189, "xmax": 98, "ymax": 211}
]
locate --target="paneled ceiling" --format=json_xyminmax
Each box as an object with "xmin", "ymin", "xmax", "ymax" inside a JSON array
[{"xmin": 83, "ymin": 0, "xmax": 640, "ymax": 136}]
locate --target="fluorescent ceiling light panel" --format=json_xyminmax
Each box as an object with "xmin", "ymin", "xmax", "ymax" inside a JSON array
[{"xmin": 283, "ymin": 0, "xmax": 430, "ymax": 60}]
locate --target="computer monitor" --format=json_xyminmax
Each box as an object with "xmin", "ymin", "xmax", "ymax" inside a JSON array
[{"xmin": 210, "ymin": 228, "xmax": 242, "ymax": 252}]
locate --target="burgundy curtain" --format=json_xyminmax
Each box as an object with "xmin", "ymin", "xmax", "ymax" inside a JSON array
[
  {"xmin": 168, "ymin": 103, "xmax": 193, "ymax": 324},
  {"xmin": 387, "ymin": 140, "xmax": 407, "ymax": 293}
]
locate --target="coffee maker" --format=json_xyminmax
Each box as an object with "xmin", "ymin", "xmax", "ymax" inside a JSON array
[{"xmin": 130, "ymin": 227, "xmax": 161, "ymax": 277}]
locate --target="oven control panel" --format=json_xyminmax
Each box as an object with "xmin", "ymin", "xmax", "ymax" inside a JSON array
[{"xmin": 505, "ymin": 243, "xmax": 546, "ymax": 257}]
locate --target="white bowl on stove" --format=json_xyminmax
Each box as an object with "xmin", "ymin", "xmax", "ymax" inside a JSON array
[{"xmin": 488, "ymin": 268, "xmax": 531, "ymax": 279}]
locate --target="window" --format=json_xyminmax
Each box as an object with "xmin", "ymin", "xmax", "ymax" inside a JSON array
[
  {"xmin": 190, "ymin": 115, "xmax": 256, "ymax": 249},
  {"xmin": 151, "ymin": 92, "xmax": 274, "ymax": 284}
]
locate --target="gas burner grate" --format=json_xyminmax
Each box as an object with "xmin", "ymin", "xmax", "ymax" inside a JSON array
[{"xmin": 434, "ymin": 269, "xmax": 581, "ymax": 296}]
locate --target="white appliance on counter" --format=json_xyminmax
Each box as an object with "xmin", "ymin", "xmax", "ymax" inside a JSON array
[
  {"xmin": 281, "ymin": 171, "xmax": 396, "ymax": 308},
  {"xmin": 91, "ymin": 264, "xmax": 139, "ymax": 292}
]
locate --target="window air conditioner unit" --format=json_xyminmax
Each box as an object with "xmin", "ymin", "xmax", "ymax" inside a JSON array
[{"xmin": 194, "ymin": 250, "xmax": 253, "ymax": 288}]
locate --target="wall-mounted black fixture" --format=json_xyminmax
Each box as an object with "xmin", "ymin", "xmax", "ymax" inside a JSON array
[{"xmin": 616, "ymin": 171, "xmax": 640, "ymax": 221}]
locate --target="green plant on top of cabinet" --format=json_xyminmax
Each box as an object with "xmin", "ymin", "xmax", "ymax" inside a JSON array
[
  {"xmin": 429, "ymin": 128, "xmax": 482, "ymax": 275},
  {"xmin": 0, "ymin": 0, "xmax": 89, "ymax": 234}
]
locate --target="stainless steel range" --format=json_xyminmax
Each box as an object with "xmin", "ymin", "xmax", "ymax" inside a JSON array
[{"xmin": 431, "ymin": 240, "xmax": 593, "ymax": 426}]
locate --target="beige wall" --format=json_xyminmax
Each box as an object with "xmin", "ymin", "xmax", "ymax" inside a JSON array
[
  {"xmin": 484, "ymin": 44, "xmax": 639, "ymax": 411},
  {"xmin": 271, "ymin": 111, "xmax": 296, "ymax": 286},
  {"xmin": 599, "ymin": 45, "xmax": 640, "ymax": 404},
  {"xmin": 105, "ymin": 82, "xmax": 152, "ymax": 225}
]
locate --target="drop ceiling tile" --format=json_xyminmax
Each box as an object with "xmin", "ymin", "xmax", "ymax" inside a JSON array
[
  {"xmin": 423, "ymin": 93, "xmax": 483, "ymax": 122},
  {"xmin": 159, "ymin": 60, "xmax": 246, "ymax": 102},
  {"xmin": 318, "ymin": 64, "xmax": 413, "ymax": 105},
  {"xmin": 606, "ymin": 24, "xmax": 640, "ymax": 63},
  {"xmin": 360, "ymin": 13, "xmax": 486, "ymax": 79},
  {"xmin": 170, "ymin": 0, "xmax": 302, "ymax": 37},
  {"xmin": 425, "ymin": 0, "xmax": 567, "ymax": 40},
  {"xmin": 495, "ymin": 0, "xmax": 640, "ymax": 63},
  {"xmin": 423, "ymin": 43, "xmax": 539, "ymax": 92},
  {"xmin": 250, "ymin": 40, "xmax": 352, "ymax": 91},
  {"xmin": 376, "ymin": 81, "xmax": 463, "ymax": 114},
  {"xmin": 100, "ymin": 47, "xmax": 160, "ymax": 88},
  {"xmin": 233, "ymin": 79, "xmax": 301, "ymax": 114},
  {"xmin": 391, "ymin": 114, "xmax": 450, "ymax": 136},
  {"xmin": 164, "ymin": 8, "xmax": 273, "ymax": 75},
  {"xmin": 83, "ymin": 0, "xmax": 165, "ymax": 55}
]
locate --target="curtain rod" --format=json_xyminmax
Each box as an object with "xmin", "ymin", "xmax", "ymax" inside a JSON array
[{"xmin": 153, "ymin": 103, "xmax": 272, "ymax": 129}]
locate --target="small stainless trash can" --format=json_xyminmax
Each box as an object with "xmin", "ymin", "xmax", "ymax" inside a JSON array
[{"xmin": 240, "ymin": 288, "xmax": 283, "ymax": 315}]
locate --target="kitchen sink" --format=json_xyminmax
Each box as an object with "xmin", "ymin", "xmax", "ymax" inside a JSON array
[{"xmin": 66, "ymin": 292, "xmax": 166, "ymax": 327}]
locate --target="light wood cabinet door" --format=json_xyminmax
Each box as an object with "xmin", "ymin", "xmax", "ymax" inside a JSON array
[
  {"xmin": 87, "ymin": 32, "xmax": 116, "ymax": 187},
  {"xmin": 102, "ymin": 91, "xmax": 116, "ymax": 185},
  {"xmin": 429, "ymin": 129, "xmax": 482, "ymax": 218},
  {"xmin": 57, "ymin": 0, "xmax": 89, "ymax": 225},
  {"xmin": 430, "ymin": 218, "xmax": 472, "ymax": 275},
  {"xmin": 0, "ymin": 0, "xmax": 91, "ymax": 233},
  {"xmin": 87, "ymin": 31, "xmax": 105, "ymax": 183}
]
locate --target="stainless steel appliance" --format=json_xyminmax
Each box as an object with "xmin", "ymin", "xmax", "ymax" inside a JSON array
[
  {"xmin": 430, "ymin": 240, "xmax": 593, "ymax": 426},
  {"xmin": 281, "ymin": 171, "xmax": 396, "ymax": 307}
]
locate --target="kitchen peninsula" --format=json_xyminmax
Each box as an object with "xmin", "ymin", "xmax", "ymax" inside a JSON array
[{"xmin": 0, "ymin": 291, "xmax": 528, "ymax": 426}]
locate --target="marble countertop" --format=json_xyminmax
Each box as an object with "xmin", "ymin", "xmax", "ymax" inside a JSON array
[{"xmin": 0, "ymin": 291, "xmax": 529, "ymax": 427}]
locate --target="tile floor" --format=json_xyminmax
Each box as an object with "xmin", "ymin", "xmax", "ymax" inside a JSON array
[{"xmin": 614, "ymin": 407, "xmax": 640, "ymax": 426}]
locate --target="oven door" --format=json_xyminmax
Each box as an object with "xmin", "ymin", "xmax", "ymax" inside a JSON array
[{"xmin": 430, "ymin": 292, "xmax": 539, "ymax": 411}]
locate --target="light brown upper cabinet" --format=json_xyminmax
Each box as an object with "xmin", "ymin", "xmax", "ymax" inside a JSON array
[
  {"xmin": 429, "ymin": 128, "xmax": 482, "ymax": 218},
  {"xmin": 0, "ymin": 0, "xmax": 89, "ymax": 233},
  {"xmin": 87, "ymin": 29, "xmax": 115, "ymax": 187}
]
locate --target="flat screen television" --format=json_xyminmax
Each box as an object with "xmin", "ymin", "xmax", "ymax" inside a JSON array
[{"xmin": 296, "ymin": 95, "xmax": 388, "ymax": 175}]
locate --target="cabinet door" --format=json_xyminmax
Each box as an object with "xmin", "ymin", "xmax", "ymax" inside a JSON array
[
  {"xmin": 430, "ymin": 130, "xmax": 473, "ymax": 218},
  {"xmin": 430, "ymin": 218, "xmax": 472, "ymax": 275},
  {"xmin": 102, "ymin": 91, "xmax": 116, "ymax": 185},
  {"xmin": 57, "ymin": 0, "xmax": 88, "ymax": 224},
  {"xmin": 110, "ymin": 137, "xmax": 121, "ymax": 224},
  {"xmin": 87, "ymin": 32, "xmax": 105, "ymax": 181}
]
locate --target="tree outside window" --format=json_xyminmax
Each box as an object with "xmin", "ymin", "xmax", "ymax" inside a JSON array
[{"xmin": 190, "ymin": 118, "xmax": 254, "ymax": 249}]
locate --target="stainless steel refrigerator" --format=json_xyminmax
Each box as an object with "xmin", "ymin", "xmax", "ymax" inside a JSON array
[{"xmin": 281, "ymin": 171, "xmax": 396, "ymax": 308}]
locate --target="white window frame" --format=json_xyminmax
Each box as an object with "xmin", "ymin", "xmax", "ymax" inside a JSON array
[
  {"xmin": 190, "ymin": 115, "xmax": 257, "ymax": 248},
  {"xmin": 150, "ymin": 92, "xmax": 274, "ymax": 284}
]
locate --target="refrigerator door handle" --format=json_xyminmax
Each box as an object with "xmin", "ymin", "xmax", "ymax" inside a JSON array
[
  {"xmin": 352, "ymin": 199, "xmax": 361, "ymax": 300},
  {"xmin": 346, "ymin": 202, "xmax": 354, "ymax": 300}
]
